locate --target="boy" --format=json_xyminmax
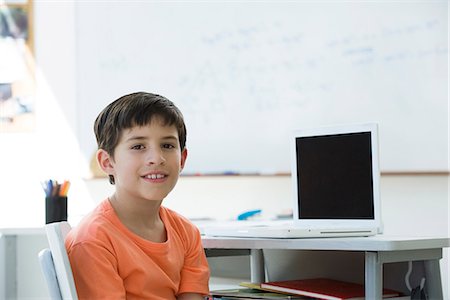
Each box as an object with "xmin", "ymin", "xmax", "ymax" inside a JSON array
[{"xmin": 65, "ymin": 92, "xmax": 210, "ymax": 299}]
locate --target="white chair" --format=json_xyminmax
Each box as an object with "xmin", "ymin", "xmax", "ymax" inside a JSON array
[{"xmin": 38, "ymin": 221, "xmax": 78, "ymax": 300}]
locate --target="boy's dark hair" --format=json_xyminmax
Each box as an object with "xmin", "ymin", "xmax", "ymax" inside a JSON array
[{"xmin": 94, "ymin": 92, "xmax": 187, "ymax": 184}]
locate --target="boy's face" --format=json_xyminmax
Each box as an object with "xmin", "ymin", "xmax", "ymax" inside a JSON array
[{"xmin": 98, "ymin": 117, "xmax": 187, "ymax": 202}]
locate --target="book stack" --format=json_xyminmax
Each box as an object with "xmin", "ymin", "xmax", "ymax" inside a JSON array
[
  {"xmin": 208, "ymin": 287, "xmax": 307, "ymax": 299},
  {"xmin": 260, "ymin": 278, "xmax": 401, "ymax": 300},
  {"xmin": 209, "ymin": 278, "xmax": 402, "ymax": 300}
]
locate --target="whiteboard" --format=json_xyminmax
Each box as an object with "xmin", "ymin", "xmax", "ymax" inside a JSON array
[{"xmin": 76, "ymin": 1, "xmax": 448, "ymax": 174}]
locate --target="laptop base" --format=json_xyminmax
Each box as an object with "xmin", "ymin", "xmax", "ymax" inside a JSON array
[{"xmin": 204, "ymin": 224, "xmax": 378, "ymax": 239}]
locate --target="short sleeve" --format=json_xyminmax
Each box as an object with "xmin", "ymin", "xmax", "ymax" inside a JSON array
[
  {"xmin": 178, "ymin": 226, "xmax": 210, "ymax": 295},
  {"xmin": 67, "ymin": 241, "xmax": 126, "ymax": 300}
]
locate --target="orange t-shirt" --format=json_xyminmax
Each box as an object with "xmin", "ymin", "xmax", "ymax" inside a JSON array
[{"xmin": 65, "ymin": 199, "xmax": 210, "ymax": 300}]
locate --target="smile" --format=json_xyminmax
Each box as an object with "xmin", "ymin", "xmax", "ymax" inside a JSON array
[{"xmin": 143, "ymin": 174, "xmax": 167, "ymax": 179}]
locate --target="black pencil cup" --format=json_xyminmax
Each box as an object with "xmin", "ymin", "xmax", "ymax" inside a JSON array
[{"xmin": 45, "ymin": 196, "xmax": 68, "ymax": 224}]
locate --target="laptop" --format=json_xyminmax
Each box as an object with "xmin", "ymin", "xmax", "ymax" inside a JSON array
[{"xmin": 204, "ymin": 123, "xmax": 382, "ymax": 238}]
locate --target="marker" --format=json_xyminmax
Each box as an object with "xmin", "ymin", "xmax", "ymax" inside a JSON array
[{"xmin": 237, "ymin": 209, "xmax": 262, "ymax": 221}]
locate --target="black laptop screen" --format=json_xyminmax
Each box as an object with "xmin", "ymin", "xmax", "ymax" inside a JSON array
[{"xmin": 296, "ymin": 132, "xmax": 374, "ymax": 219}]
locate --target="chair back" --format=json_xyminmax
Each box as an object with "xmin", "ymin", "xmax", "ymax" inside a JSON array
[
  {"xmin": 39, "ymin": 221, "xmax": 78, "ymax": 300},
  {"xmin": 38, "ymin": 248, "xmax": 63, "ymax": 300}
]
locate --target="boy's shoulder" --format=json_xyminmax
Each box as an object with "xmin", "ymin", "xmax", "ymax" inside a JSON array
[
  {"xmin": 160, "ymin": 206, "xmax": 200, "ymax": 234},
  {"xmin": 66, "ymin": 199, "xmax": 116, "ymax": 245},
  {"xmin": 160, "ymin": 205, "xmax": 192, "ymax": 225},
  {"xmin": 66, "ymin": 201, "xmax": 201, "ymax": 248}
]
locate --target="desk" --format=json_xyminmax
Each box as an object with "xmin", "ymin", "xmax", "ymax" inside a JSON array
[{"xmin": 202, "ymin": 235, "xmax": 450, "ymax": 299}]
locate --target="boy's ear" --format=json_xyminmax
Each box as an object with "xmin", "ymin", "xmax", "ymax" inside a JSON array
[
  {"xmin": 97, "ymin": 149, "xmax": 115, "ymax": 175},
  {"xmin": 180, "ymin": 148, "xmax": 188, "ymax": 171}
]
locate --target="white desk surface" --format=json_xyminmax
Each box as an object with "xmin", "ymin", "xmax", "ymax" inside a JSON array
[
  {"xmin": 201, "ymin": 235, "xmax": 450, "ymax": 251},
  {"xmin": 2, "ymin": 227, "xmax": 449, "ymax": 252},
  {"xmin": 0, "ymin": 227, "xmax": 45, "ymax": 236},
  {"xmin": 0, "ymin": 226, "xmax": 450, "ymax": 251}
]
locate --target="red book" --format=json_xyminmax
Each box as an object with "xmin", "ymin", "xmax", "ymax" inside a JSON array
[{"xmin": 260, "ymin": 278, "xmax": 401, "ymax": 300}]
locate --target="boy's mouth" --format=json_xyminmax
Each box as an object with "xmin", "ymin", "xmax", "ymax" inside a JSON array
[{"xmin": 143, "ymin": 173, "xmax": 167, "ymax": 179}]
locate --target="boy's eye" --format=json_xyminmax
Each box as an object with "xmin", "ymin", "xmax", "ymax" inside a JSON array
[
  {"xmin": 162, "ymin": 143, "xmax": 175, "ymax": 149},
  {"xmin": 131, "ymin": 144, "xmax": 145, "ymax": 150}
]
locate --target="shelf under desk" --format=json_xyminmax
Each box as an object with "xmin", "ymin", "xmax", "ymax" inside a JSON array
[{"xmin": 202, "ymin": 235, "xmax": 450, "ymax": 299}]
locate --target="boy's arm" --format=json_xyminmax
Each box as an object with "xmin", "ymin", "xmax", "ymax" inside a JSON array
[
  {"xmin": 68, "ymin": 241, "xmax": 126, "ymax": 298},
  {"xmin": 177, "ymin": 293, "xmax": 205, "ymax": 300},
  {"xmin": 178, "ymin": 226, "xmax": 210, "ymax": 297}
]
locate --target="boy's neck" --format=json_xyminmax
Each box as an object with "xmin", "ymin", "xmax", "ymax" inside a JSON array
[{"xmin": 109, "ymin": 194, "xmax": 167, "ymax": 242}]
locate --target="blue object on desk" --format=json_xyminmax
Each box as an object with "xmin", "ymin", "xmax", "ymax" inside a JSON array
[{"xmin": 237, "ymin": 209, "xmax": 262, "ymax": 221}]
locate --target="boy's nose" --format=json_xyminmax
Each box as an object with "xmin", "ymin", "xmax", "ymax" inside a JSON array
[{"xmin": 146, "ymin": 148, "xmax": 166, "ymax": 165}]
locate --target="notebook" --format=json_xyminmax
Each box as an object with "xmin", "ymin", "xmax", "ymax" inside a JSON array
[{"xmin": 204, "ymin": 123, "xmax": 382, "ymax": 238}]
